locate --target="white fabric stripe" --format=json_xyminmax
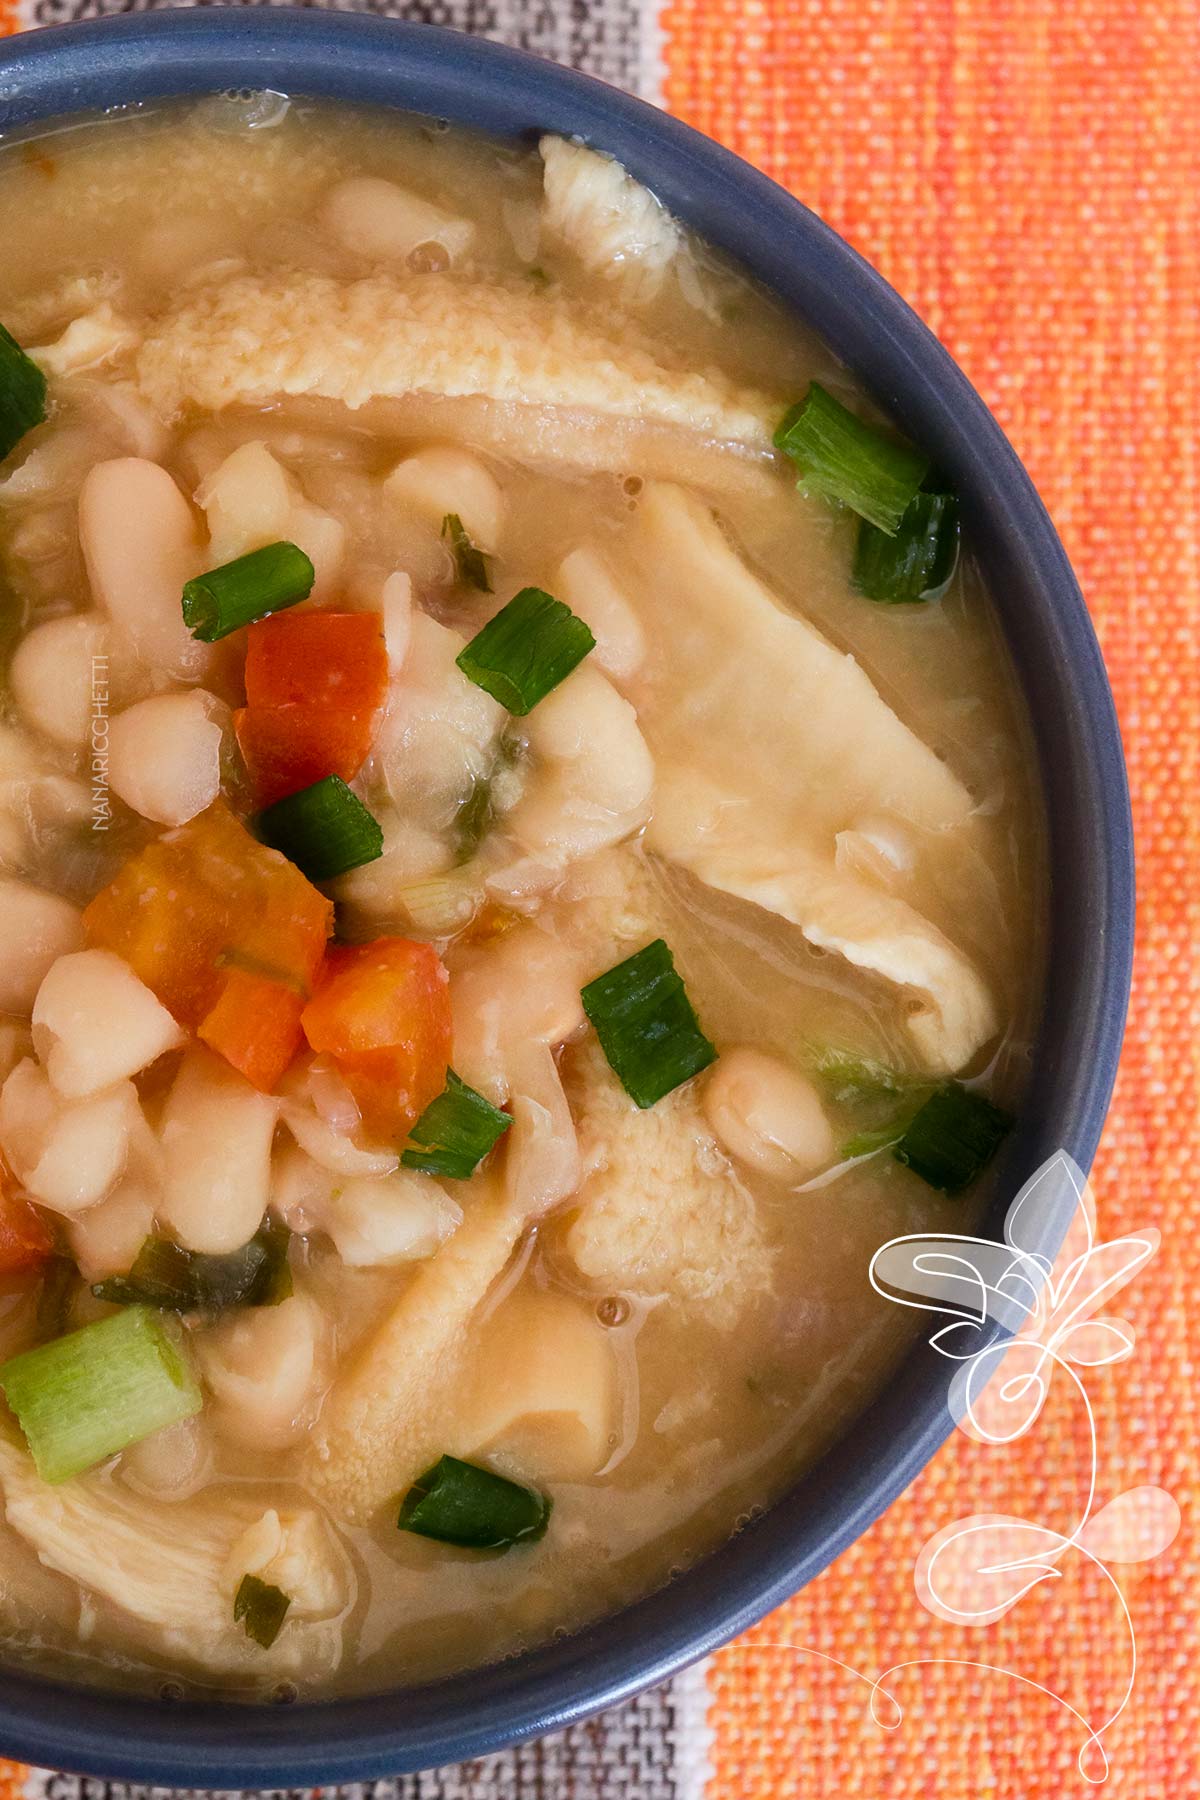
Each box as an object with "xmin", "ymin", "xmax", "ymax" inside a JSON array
[{"xmin": 670, "ymin": 1658, "xmax": 715, "ymax": 1800}]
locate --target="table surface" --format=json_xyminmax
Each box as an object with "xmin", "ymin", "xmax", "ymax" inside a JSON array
[{"xmin": 0, "ymin": 1, "xmax": 1194, "ymax": 1795}]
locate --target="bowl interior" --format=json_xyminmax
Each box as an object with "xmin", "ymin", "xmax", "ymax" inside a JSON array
[{"xmin": 0, "ymin": 11, "xmax": 1134, "ymax": 1783}]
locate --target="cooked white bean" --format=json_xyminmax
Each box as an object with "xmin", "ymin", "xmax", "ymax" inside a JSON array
[
  {"xmin": 67, "ymin": 1179, "xmax": 157, "ymax": 1281},
  {"xmin": 198, "ymin": 1295, "xmax": 321, "ymax": 1451},
  {"xmin": 121, "ymin": 1414, "xmax": 211, "ymax": 1500},
  {"xmin": 0, "ymin": 879, "xmax": 84, "ymax": 1014},
  {"xmin": 466, "ymin": 1288, "xmax": 616, "ymax": 1481},
  {"xmin": 32, "ymin": 949, "xmax": 184, "ymax": 1099},
  {"xmin": 554, "ymin": 547, "xmax": 646, "ymax": 680},
  {"xmin": 78, "ymin": 458, "xmax": 211, "ymax": 681},
  {"xmin": 195, "ymin": 439, "xmax": 292, "ymax": 563},
  {"xmin": 450, "ymin": 926, "xmax": 587, "ymax": 1104},
  {"xmin": 321, "ymin": 176, "xmax": 475, "ymax": 267},
  {"xmin": 107, "ymin": 689, "xmax": 226, "ymax": 827},
  {"xmin": 0, "ymin": 1059, "xmax": 139, "ymax": 1215},
  {"xmin": 158, "ymin": 1046, "xmax": 279, "ymax": 1253},
  {"xmin": 324, "ymin": 1172, "xmax": 461, "ymax": 1268},
  {"xmin": 495, "ymin": 666, "xmax": 653, "ymax": 883},
  {"xmin": 196, "ymin": 441, "xmax": 344, "ymax": 602},
  {"xmin": 278, "ymin": 1062, "xmax": 400, "ymax": 1177},
  {"xmin": 703, "ymin": 1047, "xmax": 835, "ymax": 1182},
  {"xmin": 9, "ymin": 614, "xmax": 110, "ymax": 751},
  {"xmin": 384, "ymin": 446, "xmax": 504, "ymax": 551}
]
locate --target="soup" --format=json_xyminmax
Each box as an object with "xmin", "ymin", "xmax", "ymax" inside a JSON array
[{"xmin": 0, "ymin": 97, "xmax": 1044, "ymax": 1698}]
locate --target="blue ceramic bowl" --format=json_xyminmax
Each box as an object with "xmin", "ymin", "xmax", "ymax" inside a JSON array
[{"xmin": 0, "ymin": 10, "xmax": 1134, "ymax": 1784}]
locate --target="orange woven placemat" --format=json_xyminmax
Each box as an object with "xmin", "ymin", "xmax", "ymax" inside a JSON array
[{"xmin": 662, "ymin": 2, "xmax": 1198, "ymax": 1794}]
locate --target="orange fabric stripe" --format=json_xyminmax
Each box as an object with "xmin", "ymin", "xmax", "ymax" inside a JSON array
[{"xmin": 662, "ymin": 2, "xmax": 1199, "ymax": 1796}]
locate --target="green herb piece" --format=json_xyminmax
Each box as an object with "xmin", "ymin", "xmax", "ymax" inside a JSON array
[
  {"xmin": 453, "ymin": 778, "xmax": 495, "ymax": 864},
  {"xmin": 0, "ymin": 1307, "xmax": 202, "ymax": 1483},
  {"xmin": 582, "ymin": 938, "xmax": 716, "ymax": 1109},
  {"xmin": 181, "ymin": 541, "xmax": 314, "ymax": 643},
  {"xmin": 398, "ymin": 1454, "xmax": 551, "ymax": 1549},
  {"xmin": 257, "ymin": 774, "xmax": 383, "ymax": 883},
  {"xmin": 93, "ymin": 1219, "xmax": 291, "ymax": 1312},
  {"xmin": 441, "ymin": 513, "xmax": 493, "ymax": 593},
  {"xmin": 456, "ymin": 587, "xmax": 595, "ymax": 715},
  {"xmin": 233, "ymin": 1574, "xmax": 291, "ymax": 1649},
  {"xmin": 773, "ymin": 383, "xmax": 929, "ymax": 535},
  {"xmin": 853, "ymin": 490, "xmax": 960, "ymax": 603},
  {"xmin": 0, "ymin": 323, "xmax": 47, "ymax": 463},
  {"xmin": 893, "ymin": 1082, "xmax": 1014, "ymax": 1193},
  {"xmin": 809, "ymin": 1046, "xmax": 910, "ymax": 1105},
  {"xmin": 401, "ymin": 1070, "xmax": 511, "ymax": 1179}
]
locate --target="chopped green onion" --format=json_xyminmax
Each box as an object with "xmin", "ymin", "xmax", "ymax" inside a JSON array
[
  {"xmin": 257, "ymin": 774, "xmax": 383, "ymax": 883},
  {"xmin": 853, "ymin": 490, "xmax": 960, "ymax": 603},
  {"xmin": 181, "ymin": 541, "xmax": 314, "ymax": 643},
  {"xmin": 401, "ymin": 1070, "xmax": 511, "ymax": 1179},
  {"xmin": 442, "ymin": 513, "xmax": 493, "ymax": 593},
  {"xmin": 0, "ymin": 1307, "xmax": 202, "ymax": 1484},
  {"xmin": 893, "ymin": 1082, "xmax": 1014, "ymax": 1193},
  {"xmin": 0, "ymin": 323, "xmax": 47, "ymax": 464},
  {"xmin": 93, "ymin": 1218, "xmax": 292, "ymax": 1312},
  {"xmin": 808, "ymin": 1046, "xmax": 910, "ymax": 1104},
  {"xmin": 233, "ymin": 1574, "xmax": 291, "ymax": 1649},
  {"xmin": 581, "ymin": 938, "xmax": 716, "ymax": 1109},
  {"xmin": 773, "ymin": 383, "xmax": 929, "ymax": 535},
  {"xmin": 456, "ymin": 587, "xmax": 595, "ymax": 716},
  {"xmin": 398, "ymin": 1454, "xmax": 551, "ymax": 1549},
  {"xmin": 395, "ymin": 872, "xmax": 479, "ymax": 937},
  {"xmin": 453, "ymin": 777, "xmax": 495, "ymax": 864}
]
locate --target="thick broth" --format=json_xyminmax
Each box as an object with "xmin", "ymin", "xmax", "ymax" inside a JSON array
[{"xmin": 0, "ymin": 98, "xmax": 1045, "ymax": 1697}]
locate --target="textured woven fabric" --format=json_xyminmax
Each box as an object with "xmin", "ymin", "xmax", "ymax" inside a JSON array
[{"xmin": 0, "ymin": 1, "xmax": 1194, "ymax": 1795}]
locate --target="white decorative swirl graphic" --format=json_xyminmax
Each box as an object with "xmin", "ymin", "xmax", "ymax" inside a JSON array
[{"xmin": 727, "ymin": 1151, "xmax": 1179, "ymax": 1784}]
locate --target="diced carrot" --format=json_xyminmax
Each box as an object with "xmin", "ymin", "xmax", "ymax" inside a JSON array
[
  {"xmin": 198, "ymin": 965, "xmax": 307, "ymax": 1093},
  {"xmin": 83, "ymin": 802, "xmax": 333, "ymax": 1087},
  {"xmin": 234, "ymin": 704, "xmax": 381, "ymax": 810},
  {"xmin": 238, "ymin": 611, "xmax": 388, "ymax": 807},
  {"xmin": 0, "ymin": 1174, "xmax": 54, "ymax": 1277},
  {"xmin": 301, "ymin": 937, "xmax": 452, "ymax": 1138}
]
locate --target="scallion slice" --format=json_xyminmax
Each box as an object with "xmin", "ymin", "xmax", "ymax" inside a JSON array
[
  {"xmin": 234, "ymin": 1574, "xmax": 291, "ymax": 1649},
  {"xmin": 181, "ymin": 541, "xmax": 314, "ymax": 643},
  {"xmin": 93, "ymin": 1218, "xmax": 292, "ymax": 1312},
  {"xmin": 456, "ymin": 587, "xmax": 595, "ymax": 715},
  {"xmin": 892, "ymin": 1082, "xmax": 1014, "ymax": 1193},
  {"xmin": 398, "ymin": 1454, "xmax": 551, "ymax": 1549},
  {"xmin": 401, "ymin": 1070, "xmax": 511, "ymax": 1179},
  {"xmin": 0, "ymin": 324, "xmax": 47, "ymax": 464},
  {"xmin": 853, "ymin": 490, "xmax": 960, "ymax": 603},
  {"xmin": 581, "ymin": 938, "xmax": 716, "ymax": 1109},
  {"xmin": 257, "ymin": 774, "xmax": 383, "ymax": 882},
  {"xmin": 773, "ymin": 383, "xmax": 929, "ymax": 535},
  {"xmin": 0, "ymin": 1307, "xmax": 202, "ymax": 1484},
  {"xmin": 442, "ymin": 513, "xmax": 493, "ymax": 593}
]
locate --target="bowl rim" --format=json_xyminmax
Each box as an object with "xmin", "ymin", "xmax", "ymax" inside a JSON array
[{"xmin": 0, "ymin": 8, "xmax": 1135, "ymax": 1785}]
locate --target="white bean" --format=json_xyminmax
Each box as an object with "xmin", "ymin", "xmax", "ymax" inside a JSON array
[
  {"xmin": 107, "ymin": 689, "xmax": 226, "ymax": 827},
  {"xmin": 554, "ymin": 547, "xmax": 646, "ymax": 681},
  {"xmin": 0, "ymin": 1058, "xmax": 139, "ymax": 1215},
  {"xmin": 67, "ymin": 1179, "xmax": 157, "ymax": 1280},
  {"xmin": 503, "ymin": 1039, "xmax": 581, "ymax": 1221},
  {"xmin": 466, "ymin": 1288, "xmax": 616, "ymax": 1481},
  {"xmin": 498, "ymin": 666, "xmax": 653, "ymax": 877},
  {"xmin": 198, "ymin": 1295, "xmax": 321, "ymax": 1451},
  {"xmin": 158, "ymin": 1046, "xmax": 279, "ymax": 1253},
  {"xmin": 9, "ymin": 614, "xmax": 110, "ymax": 751},
  {"xmin": 32, "ymin": 948, "xmax": 184, "ymax": 1099},
  {"xmin": 278, "ymin": 1061, "xmax": 400, "ymax": 1177},
  {"xmin": 384, "ymin": 446, "xmax": 504, "ymax": 551},
  {"xmin": 195, "ymin": 440, "xmax": 291, "ymax": 563},
  {"xmin": 0, "ymin": 880, "xmax": 84, "ymax": 1014},
  {"xmin": 121, "ymin": 1414, "xmax": 211, "ymax": 1500},
  {"xmin": 324, "ymin": 1171, "xmax": 461, "ymax": 1267},
  {"xmin": 321, "ymin": 176, "xmax": 475, "ymax": 267},
  {"xmin": 703, "ymin": 1047, "xmax": 835, "ymax": 1182},
  {"xmin": 449, "ymin": 926, "xmax": 587, "ymax": 1104},
  {"xmin": 78, "ymin": 459, "xmax": 211, "ymax": 681}
]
